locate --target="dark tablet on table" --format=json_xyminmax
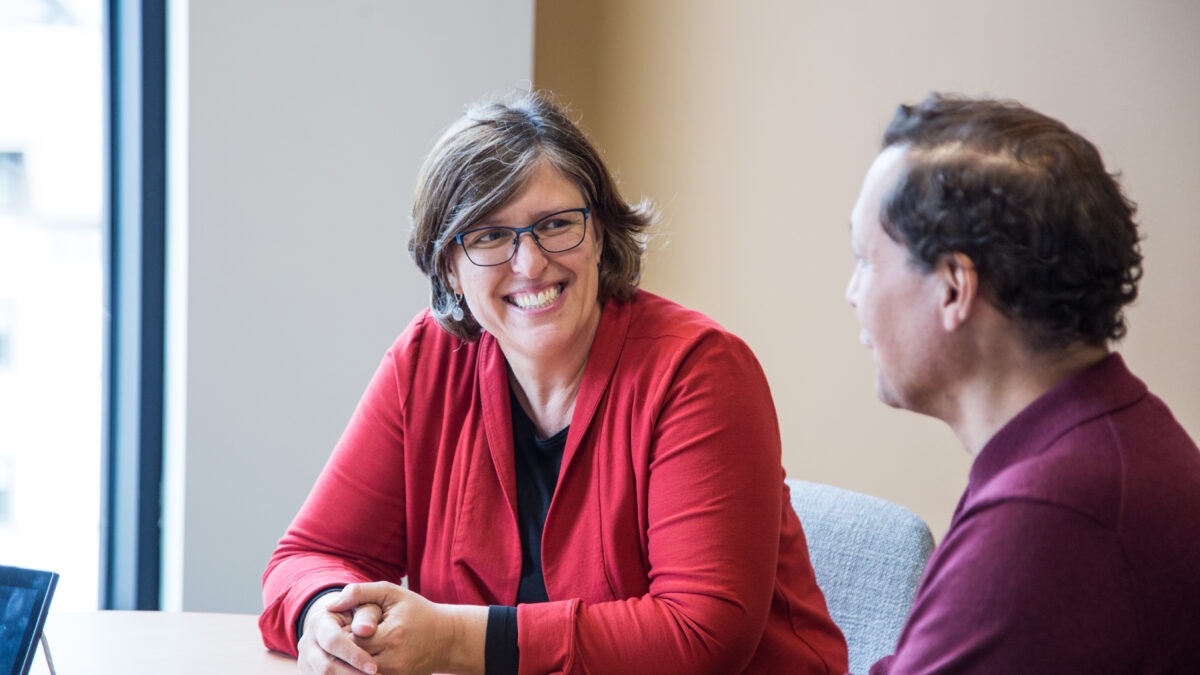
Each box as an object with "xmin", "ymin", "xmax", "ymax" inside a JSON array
[{"xmin": 0, "ymin": 565, "xmax": 58, "ymax": 675}]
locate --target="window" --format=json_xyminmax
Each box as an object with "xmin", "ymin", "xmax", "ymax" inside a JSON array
[
  {"xmin": 0, "ymin": 301, "xmax": 13, "ymax": 367},
  {"xmin": 104, "ymin": 0, "xmax": 168, "ymax": 610},
  {"xmin": 0, "ymin": 152, "xmax": 29, "ymax": 214},
  {"xmin": 0, "ymin": 0, "xmax": 105, "ymax": 611}
]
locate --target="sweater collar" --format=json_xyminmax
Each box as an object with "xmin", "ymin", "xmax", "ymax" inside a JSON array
[{"xmin": 967, "ymin": 352, "xmax": 1147, "ymax": 490}]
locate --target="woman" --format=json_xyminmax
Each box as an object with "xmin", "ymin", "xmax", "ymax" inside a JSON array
[{"xmin": 259, "ymin": 90, "xmax": 847, "ymax": 675}]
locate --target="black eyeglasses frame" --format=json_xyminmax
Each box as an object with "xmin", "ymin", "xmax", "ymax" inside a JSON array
[{"xmin": 454, "ymin": 207, "xmax": 590, "ymax": 267}]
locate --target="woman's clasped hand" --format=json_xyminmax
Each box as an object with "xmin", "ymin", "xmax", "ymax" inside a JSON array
[{"xmin": 298, "ymin": 583, "xmax": 487, "ymax": 675}]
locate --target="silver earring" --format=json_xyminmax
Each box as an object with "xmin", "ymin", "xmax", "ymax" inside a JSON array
[{"xmin": 450, "ymin": 292, "xmax": 465, "ymax": 322}]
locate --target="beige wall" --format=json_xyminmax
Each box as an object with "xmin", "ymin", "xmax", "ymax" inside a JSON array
[{"xmin": 535, "ymin": 0, "xmax": 1200, "ymax": 538}]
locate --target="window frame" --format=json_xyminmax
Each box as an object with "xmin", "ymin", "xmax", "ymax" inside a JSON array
[{"xmin": 102, "ymin": 0, "xmax": 167, "ymax": 610}]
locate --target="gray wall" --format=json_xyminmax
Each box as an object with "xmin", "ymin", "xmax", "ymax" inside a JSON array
[{"xmin": 167, "ymin": 0, "xmax": 534, "ymax": 613}]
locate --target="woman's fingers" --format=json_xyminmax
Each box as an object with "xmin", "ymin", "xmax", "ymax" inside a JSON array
[
  {"xmin": 300, "ymin": 643, "xmax": 376, "ymax": 675},
  {"xmin": 350, "ymin": 602, "xmax": 384, "ymax": 639},
  {"xmin": 306, "ymin": 608, "xmax": 380, "ymax": 675},
  {"xmin": 327, "ymin": 581, "xmax": 400, "ymax": 612}
]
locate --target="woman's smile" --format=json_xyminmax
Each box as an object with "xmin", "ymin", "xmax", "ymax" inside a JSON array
[{"xmin": 507, "ymin": 283, "xmax": 565, "ymax": 310}]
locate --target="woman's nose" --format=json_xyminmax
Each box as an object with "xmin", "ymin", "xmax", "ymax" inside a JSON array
[{"xmin": 510, "ymin": 233, "xmax": 549, "ymax": 276}]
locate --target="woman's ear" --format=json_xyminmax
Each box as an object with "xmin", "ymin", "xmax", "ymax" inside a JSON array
[{"xmin": 938, "ymin": 252, "xmax": 979, "ymax": 332}]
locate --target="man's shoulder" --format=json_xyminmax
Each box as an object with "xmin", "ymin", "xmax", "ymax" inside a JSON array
[
  {"xmin": 968, "ymin": 354, "xmax": 1178, "ymax": 519},
  {"xmin": 972, "ymin": 386, "xmax": 1200, "ymax": 532},
  {"xmin": 973, "ymin": 417, "xmax": 1124, "ymax": 522}
]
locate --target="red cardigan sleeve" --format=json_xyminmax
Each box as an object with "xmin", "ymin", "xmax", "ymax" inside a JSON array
[
  {"xmin": 258, "ymin": 317, "xmax": 421, "ymax": 654},
  {"xmin": 517, "ymin": 330, "xmax": 789, "ymax": 673}
]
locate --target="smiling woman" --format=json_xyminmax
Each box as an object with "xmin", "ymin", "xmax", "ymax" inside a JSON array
[{"xmin": 259, "ymin": 90, "xmax": 848, "ymax": 675}]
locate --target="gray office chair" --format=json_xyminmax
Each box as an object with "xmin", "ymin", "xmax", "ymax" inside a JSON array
[{"xmin": 786, "ymin": 479, "xmax": 935, "ymax": 675}]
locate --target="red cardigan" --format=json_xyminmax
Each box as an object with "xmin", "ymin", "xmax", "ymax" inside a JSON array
[{"xmin": 260, "ymin": 290, "xmax": 847, "ymax": 674}]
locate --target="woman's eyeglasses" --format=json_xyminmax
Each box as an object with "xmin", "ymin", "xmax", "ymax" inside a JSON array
[{"xmin": 455, "ymin": 207, "xmax": 589, "ymax": 267}]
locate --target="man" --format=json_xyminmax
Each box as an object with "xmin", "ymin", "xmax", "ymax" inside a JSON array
[{"xmin": 847, "ymin": 93, "xmax": 1200, "ymax": 672}]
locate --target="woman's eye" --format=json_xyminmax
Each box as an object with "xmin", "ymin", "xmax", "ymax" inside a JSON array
[
  {"xmin": 470, "ymin": 229, "xmax": 510, "ymax": 246},
  {"xmin": 538, "ymin": 213, "xmax": 584, "ymax": 235}
]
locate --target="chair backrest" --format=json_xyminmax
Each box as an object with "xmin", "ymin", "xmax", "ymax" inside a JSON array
[{"xmin": 786, "ymin": 478, "xmax": 935, "ymax": 675}]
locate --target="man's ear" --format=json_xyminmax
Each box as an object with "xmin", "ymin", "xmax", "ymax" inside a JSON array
[{"xmin": 938, "ymin": 252, "xmax": 979, "ymax": 332}]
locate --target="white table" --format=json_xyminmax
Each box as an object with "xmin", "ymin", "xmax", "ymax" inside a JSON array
[{"xmin": 28, "ymin": 611, "xmax": 296, "ymax": 674}]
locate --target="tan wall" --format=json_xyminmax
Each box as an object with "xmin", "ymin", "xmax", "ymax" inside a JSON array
[{"xmin": 535, "ymin": 0, "xmax": 1200, "ymax": 538}]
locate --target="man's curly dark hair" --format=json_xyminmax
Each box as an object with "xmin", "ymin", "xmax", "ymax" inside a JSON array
[{"xmin": 880, "ymin": 93, "xmax": 1143, "ymax": 350}]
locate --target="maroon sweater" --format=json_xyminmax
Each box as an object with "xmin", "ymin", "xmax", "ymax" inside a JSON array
[{"xmin": 873, "ymin": 354, "xmax": 1200, "ymax": 673}]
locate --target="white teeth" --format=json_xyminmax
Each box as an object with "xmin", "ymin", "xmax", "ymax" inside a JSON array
[{"xmin": 510, "ymin": 285, "xmax": 560, "ymax": 309}]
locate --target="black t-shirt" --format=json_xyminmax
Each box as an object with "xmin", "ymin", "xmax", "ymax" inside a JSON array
[
  {"xmin": 486, "ymin": 391, "xmax": 567, "ymax": 675},
  {"xmin": 511, "ymin": 390, "xmax": 568, "ymax": 602}
]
